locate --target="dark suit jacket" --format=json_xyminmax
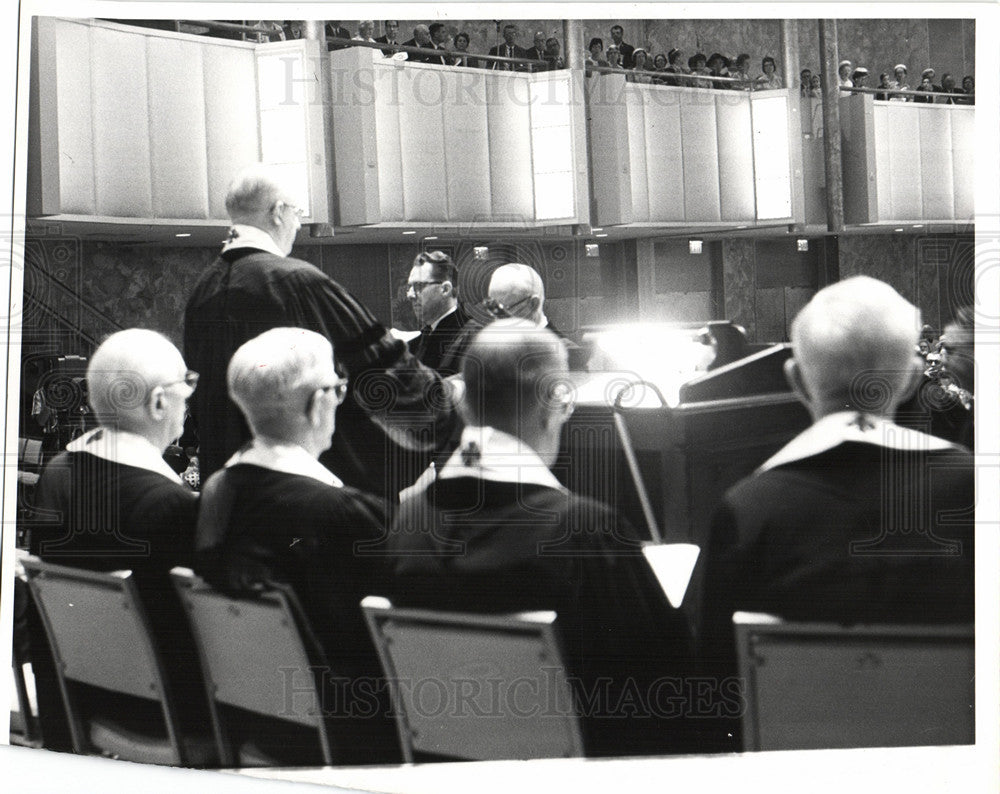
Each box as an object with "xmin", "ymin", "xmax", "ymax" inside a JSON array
[
  {"xmin": 411, "ymin": 305, "xmax": 470, "ymax": 375},
  {"xmin": 617, "ymin": 42, "xmax": 636, "ymax": 69},
  {"xmin": 184, "ymin": 246, "xmax": 455, "ymax": 498},
  {"xmin": 374, "ymin": 34, "xmax": 398, "ymax": 56},
  {"xmin": 383, "ymin": 475, "xmax": 698, "ymax": 756},
  {"xmin": 488, "ymin": 42, "xmax": 527, "ymax": 69},
  {"xmin": 325, "ymin": 24, "xmax": 352, "ymax": 51},
  {"xmin": 697, "ymin": 437, "xmax": 975, "ymax": 751},
  {"xmin": 402, "ymin": 38, "xmax": 446, "ymax": 64}
]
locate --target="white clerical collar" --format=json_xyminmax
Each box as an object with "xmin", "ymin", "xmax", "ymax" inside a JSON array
[
  {"xmin": 758, "ymin": 410, "xmax": 956, "ymax": 473},
  {"xmin": 66, "ymin": 428, "xmax": 182, "ymax": 483},
  {"xmin": 220, "ymin": 224, "xmax": 287, "ymax": 259},
  {"xmin": 426, "ymin": 304, "xmax": 457, "ymax": 332},
  {"xmin": 438, "ymin": 425, "xmax": 567, "ymax": 492},
  {"xmin": 224, "ymin": 439, "xmax": 344, "ymax": 488}
]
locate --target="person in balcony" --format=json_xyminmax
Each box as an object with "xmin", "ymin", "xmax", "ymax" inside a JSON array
[
  {"xmin": 452, "ymin": 31, "xmax": 475, "ymax": 67},
  {"xmin": 401, "ymin": 23, "xmax": 436, "ymax": 63},
  {"xmin": 688, "ymin": 52, "xmax": 713, "ymax": 88},
  {"xmin": 353, "ymin": 20, "xmax": 376, "ymax": 44},
  {"xmin": 541, "ymin": 37, "xmax": 565, "ymax": 71},
  {"xmin": 954, "ymin": 75, "xmax": 975, "ymax": 105},
  {"xmin": 586, "ymin": 37, "xmax": 609, "ymax": 68},
  {"xmin": 889, "ymin": 63, "xmax": 911, "ymax": 100},
  {"xmin": 628, "ymin": 47, "xmax": 654, "ymax": 83},
  {"xmin": 609, "ymin": 24, "xmax": 635, "ymax": 68},
  {"xmin": 808, "ymin": 72, "xmax": 822, "ymax": 98},
  {"xmin": 875, "ymin": 72, "xmax": 893, "ymax": 100},
  {"xmin": 913, "ymin": 71, "xmax": 936, "ymax": 103},
  {"xmin": 837, "ymin": 59, "xmax": 854, "ymax": 88},
  {"xmin": 428, "ymin": 22, "xmax": 451, "ymax": 64},
  {"xmin": 729, "ymin": 53, "xmax": 753, "ymax": 90},
  {"xmin": 488, "ymin": 23, "xmax": 526, "ymax": 70},
  {"xmin": 324, "ymin": 20, "xmax": 352, "ymax": 51},
  {"xmin": 662, "ymin": 47, "xmax": 689, "ymax": 85},
  {"xmin": 651, "ymin": 51, "xmax": 668, "ymax": 79},
  {"xmin": 375, "ymin": 20, "xmax": 399, "ymax": 55},
  {"xmin": 799, "ymin": 68, "xmax": 812, "ymax": 96},
  {"xmin": 754, "ymin": 55, "xmax": 782, "ymax": 90},
  {"xmin": 524, "ymin": 30, "xmax": 546, "ymax": 63},
  {"xmin": 605, "ymin": 45, "xmax": 625, "ymax": 71},
  {"xmin": 707, "ymin": 52, "xmax": 731, "ymax": 88},
  {"xmin": 851, "ymin": 67, "xmax": 870, "ymax": 89},
  {"xmin": 936, "ymin": 73, "xmax": 960, "ymax": 104}
]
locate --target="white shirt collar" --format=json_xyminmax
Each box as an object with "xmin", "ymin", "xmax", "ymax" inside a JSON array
[
  {"xmin": 438, "ymin": 425, "xmax": 567, "ymax": 492},
  {"xmin": 758, "ymin": 411, "xmax": 956, "ymax": 473},
  {"xmin": 66, "ymin": 428, "xmax": 182, "ymax": 483},
  {"xmin": 426, "ymin": 304, "xmax": 457, "ymax": 332},
  {"xmin": 220, "ymin": 224, "xmax": 286, "ymax": 259},
  {"xmin": 224, "ymin": 439, "xmax": 344, "ymax": 488}
]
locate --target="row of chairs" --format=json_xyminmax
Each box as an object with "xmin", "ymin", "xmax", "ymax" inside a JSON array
[{"xmin": 15, "ymin": 556, "xmax": 975, "ymax": 767}]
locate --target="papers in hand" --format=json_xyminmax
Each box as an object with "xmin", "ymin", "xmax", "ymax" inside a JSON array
[
  {"xmin": 390, "ymin": 327, "xmax": 421, "ymax": 343},
  {"xmin": 642, "ymin": 542, "xmax": 700, "ymax": 608}
]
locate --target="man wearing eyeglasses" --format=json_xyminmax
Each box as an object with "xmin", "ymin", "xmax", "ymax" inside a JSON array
[
  {"xmin": 194, "ymin": 327, "xmax": 398, "ymax": 764},
  {"xmin": 406, "ymin": 250, "xmax": 470, "ymax": 376},
  {"xmin": 31, "ymin": 329, "xmax": 205, "ymax": 751},
  {"xmin": 184, "ymin": 165, "xmax": 456, "ymax": 500}
]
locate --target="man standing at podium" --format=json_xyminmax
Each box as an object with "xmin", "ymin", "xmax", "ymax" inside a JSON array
[{"xmin": 698, "ymin": 277, "xmax": 975, "ymax": 748}]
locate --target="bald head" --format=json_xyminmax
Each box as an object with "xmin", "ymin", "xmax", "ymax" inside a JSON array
[
  {"xmin": 227, "ymin": 328, "xmax": 339, "ymax": 452},
  {"xmin": 88, "ymin": 329, "xmax": 191, "ymax": 448},
  {"xmin": 789, "ymin": 277, "xmax": 922, "ymax": 417},
  {"xmin": 224, "ymin": 164, "xmax": 303, "ymax": 255},
  {"xmin": 488, "ymin": 263, "xmax": 546, "ymax": 324},
  {"xmin": 461, "ymin": 321, "xmax": 569, "ymax": 458}
]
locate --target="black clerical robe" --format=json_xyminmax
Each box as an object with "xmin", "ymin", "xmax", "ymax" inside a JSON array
[
  {"xmin": 383, "ymin": 473, "xmax": 696, "ymax": 756},
  {"xmin": 183, "ymin": 246, "xmax": 455, "ymax": 499}
]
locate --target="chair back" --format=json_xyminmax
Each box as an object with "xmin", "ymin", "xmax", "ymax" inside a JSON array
[
  {"xmin": 20, "ymin": 556, "xmax": 188, "ymax": 762},
  {"xmin": 362, "ymin": 596, "xmax": 584, "ymax": 762},
  {"xmin": 170, "ymin": 567, "xmax": 334, "ymax": 765},
  {"xmin": 734, "ymin": 612, "xmax": 975, "ymax": 751}
]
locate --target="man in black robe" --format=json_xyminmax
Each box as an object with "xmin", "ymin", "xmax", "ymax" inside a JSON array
[
  {"xmin": 382, "ymin": 321, "xmax": 696, "ymax": 757},
  {"xmin": 183, "ymin": 165, "xmax": 456, "ymax": 500},
  {"xmin": 195, "ymin": 327, "xmax": 398, "ymax": 764},
  {"xmin": 31, "ymin": 329, "xmax": 203, "ymax": 752},
  {"xmin": 698, "ymin": 277, "xmax": 975, "ymax": 751}
]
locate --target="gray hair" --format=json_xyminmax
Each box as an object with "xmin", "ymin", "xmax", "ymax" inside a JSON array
[
  {"xmin": 224, "ymin": 164, "xmax": 285, "ymax": 221},
  {"xmin": 791, "ymin": 276, "xmax": 921, "ymax": 410},
  {"xmin": 227, "ymin": 327, "xmax": 335, "ymax": 439}
]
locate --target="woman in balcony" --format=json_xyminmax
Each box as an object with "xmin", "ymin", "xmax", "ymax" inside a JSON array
[
  {"xmin": 729, "ymin": 53, "xmax": 753, "ymax": 90},
  {"xmin": 651, "ymin": 52, "xmax": 669, "ymax": 81},
  {"xmin": 688, "ymin": 53, "xmax": 713, "ymax": 88},
  {"xmin": 889, "ymin": 64, "xmax": 911, "ymax": 101},
  {"xmin": 452, "ymin": 32, "xmax": 474, "ymax": 67},
  {"xmin": 586, "ymin": 37, "xmax": 609, "ymax": 68},
  {"xmin": 954, "ymin": 75, "xmax": 975, "ymax": 105},
  {"xmin": 605, "ymin": 45, "xmax": 626, "ymax": 71},
  {"xmin": 754, "ymin": 56, "xmax": 782, "ymax": 90},
  {"xmin": 913, "ymin": 73, "xmax": 936, "ymax": 103},
  {"xmin": 629, "ymin": 47, "xmax": 653, "ymax": 83}
]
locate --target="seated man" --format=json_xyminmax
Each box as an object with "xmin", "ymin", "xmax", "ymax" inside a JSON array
[
  {"xmin": 384, "ymin": 321, "xmax": 695, "ymax": 757},
  {"xmin": 698, "ymin": 277, "xmax": 975, "ymax": 749},
  {"xmin": 194, "ymin": 327, "xmax": 397, "ymax": 764},
  {"xmin": 31, "ymin": 329, "xmax": 202, "ymax": 751},
  {"xmin": 444, "ymin": 262, "xmax": 585, "ymax": 372}
]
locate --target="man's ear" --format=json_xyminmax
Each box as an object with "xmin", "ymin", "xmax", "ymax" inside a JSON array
[
  {"xmin": 440, "ymin": 280, "xmax": 454, "ymax": 297},
  {"xmin": 306, "ymin": 387, "xmax": 328, "ymax": 428},
  {"xmin": 147, "ymin": 386, "xmax": 167, "ymax": 421},
  {"xmin": 784, "ymin": 357, "xmax": 811, "ymax": 407}
]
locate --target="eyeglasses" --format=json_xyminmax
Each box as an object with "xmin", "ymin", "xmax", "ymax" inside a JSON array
[
  {"xmin": 161, "ymin": 371, "xmax": 200, "ymax": 391},
  {"xmin": 276, "ymin": 200, "xmax": 306, "ymax": 220},
  {"xmin": 481, "ymin": 295, "xmax": 534, "ymax": 319},
  {"xmin": 406, "ymin": 281, "xmax": 445, "ymax": 295},
  {"xmin": 321, "ymin": 377, "xmax": 350, "ymax": 405}
]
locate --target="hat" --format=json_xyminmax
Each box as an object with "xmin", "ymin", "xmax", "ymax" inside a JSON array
[
  {"xmin": 921, "ymin": 68, "xmax": 935, "ymax": 78},
  {"xmin": 853, "ymin": 67, "xmax": 869, "ymax": 75},
  {"xmin": 839, "ymin": 59, "xmax": 852, "ymax": 68},
  {"xmin": 894, "ymin": 64, "xmax": 907, "ymax": 73}
]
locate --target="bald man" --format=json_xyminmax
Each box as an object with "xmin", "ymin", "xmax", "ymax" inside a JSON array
[
  {"xmin": 698, "ymin": 277, "xmax": 975, "ymax": 750},
  {"xmin": 441, "ymin": 262, "xmax": 583, "ymax": 372},
  {"xmin": 31, "ymin": 329, "xmax": 204, "ymax": 750},
  {"xmin": 184, "ymin": 164, "xmax": 455, "ymax": 499},
  {"xmin": 385, "ymin": 321, "xmax": 695, "ymax": 757}
]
